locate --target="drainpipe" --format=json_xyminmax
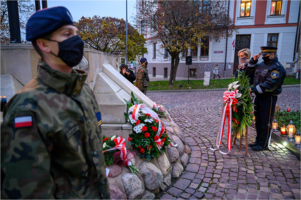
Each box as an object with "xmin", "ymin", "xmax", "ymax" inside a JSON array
[
  {"xmin": 293, "ymin": 2, "xmax": 301, "ymax": 71},
  {"xmin": 224, "ymin": 0, "xmax": 230, "ymax": 77}
]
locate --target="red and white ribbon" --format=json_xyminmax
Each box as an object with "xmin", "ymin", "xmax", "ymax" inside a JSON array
[
  {"xmin": 154, "ymin": 136, "xmax": 164, "ymax": 150},
  {"xmin": 103, "ymin": 137, "xmax": 127, "ymax": 160},
  {"xmin": 211, "ymin": 90, "xmax": 238, "ymax": 155},
  {"xmin": 153, "ymin": 103, "xmax": 174, "ymax": 122},
  {"xmin": 132, "ymin": 104, "xmax": 142, "ymax": 121}
]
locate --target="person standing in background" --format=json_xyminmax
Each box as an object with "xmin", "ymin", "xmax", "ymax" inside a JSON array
[
  {"xmin": 120, "ymin": 64, "xmax": 136, "ymax": 84},
  {"xmin": 136, "ymin": 58, "xmax": 149, "ymax": 94},
  {"xmin": 235, "ymin": 48, "xmax": 251, "ymax": 79}
]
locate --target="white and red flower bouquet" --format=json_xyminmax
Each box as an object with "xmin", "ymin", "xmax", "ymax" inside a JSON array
[{"xmin": 124, "ymin": 92, "xmax": 176, "ymax": 162}]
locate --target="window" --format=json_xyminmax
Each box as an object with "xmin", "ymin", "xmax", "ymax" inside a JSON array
[
  {"xmin": 164, "ymin": 68, "xmax": 168, "ymax": 78},
  {"xmin": 189, "ymin": 69, "xmax": 197, "ymax": 78},
  {"xmin": 202, "ymin": 0, "xmax": 210, "ymax": 14},
  {"xmin": 182, "ymin": 49, "xmax": 188, "ymax": 58},
  {"xmin": 270, "ymin": 0, "xmax": 282, "ymax": 15},
  {"xmin": 153, "ymin": 43, "xmax": 156, "ymax": 59},
  {"xmin": 191, "ymin": 43, "xmax": 198, "ymax": 57},
  {"xmin": 267, "ymin": 34, "xmax": 278, "ymax": 47},
  {"xmin": 200, "ymin": 37, "xmax": 209, "ymax": 57},
  {"xmin": 240, "ymin": 0, "xmax": 251, "ymax": 17},
  {"xmin": 164, "ymin": 49, "xmax": 168, "ymax": 58},
  {"xmin": 141, "ymin": 21, "xmax": 145, "ymax": 34},
  {"xmin": 153, "ymin": 67, "xmax": 156, "ymax": 77}
]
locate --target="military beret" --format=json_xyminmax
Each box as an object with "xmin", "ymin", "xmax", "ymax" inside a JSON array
[
  {"xmin": 140, "ymin": 58, "xmax": 147, "ymax": 63},
  {"xmin": 26, "ymin": 6, "xmax": 75, "ymax": 41},
  {"xmin": 260, "ymin": 46, "xmax": 277, "ymax": 55}
]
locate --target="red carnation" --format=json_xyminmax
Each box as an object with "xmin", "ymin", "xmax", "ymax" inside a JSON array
[
  {"xmin": 154, "ymin": 135, "xmax": 159, "ymax": 141},
  {"xmin": 103, "ymin": 138, "xmax": 109, "ymax": 142},
  {"xmin": 287, "ymin": 108, "xmax": 291, "ymax": 112},
  {"xmin": 145, "ymin": 113, "xmax": 151, "ymax": 117},
  {"xmin": 137, "ymin": 145, "xmax": 141, "ymax": 149},
  {"xmin": 144, "ymin": 132, "xmax": 150, "ymax": 138},
  {"xmin": 142, "ymin": 126, "xmax": 147, "ymax": 132},
  {"xmin": 148, "ymin": 145, "xmax": 153, "ymax": 150},
  {"xmin": 136, "ymin": 120, "xmax": 141, "ymax": 125},
  {"xmin": 166, "ymin": 135, "xmax": 169, "ymax": 138},
  {"xmin": 155, "ymin": 119, "xmax": 159, "ymax": 123},
  {"xmin": 162, "ymin": 138, "xmax": 166, "ymax": 143},
  {"xmin": 140, "ymin": 148, "xmax": 145, "ymax": 153},
  {"xmin": 152, "ymin": 126, "xmax": 158, "ymax": 132},
  {"xmin": 128, "ymin": 137, "xmax": 132, "ymax": 142}
]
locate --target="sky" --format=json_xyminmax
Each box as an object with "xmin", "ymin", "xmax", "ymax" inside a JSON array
[{"xmin": 47, "ymin": 0, "xmax": 137, "ymax": 25}]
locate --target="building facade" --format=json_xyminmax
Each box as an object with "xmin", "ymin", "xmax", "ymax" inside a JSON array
[{"xmin": 137, "ymin": 0, "xmax": 300, "ymax": 79}]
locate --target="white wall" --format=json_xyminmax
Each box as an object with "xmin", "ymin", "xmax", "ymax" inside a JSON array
[{"xmin": 289, "ymin": 0, "xmax": 300, "ymax": 23}]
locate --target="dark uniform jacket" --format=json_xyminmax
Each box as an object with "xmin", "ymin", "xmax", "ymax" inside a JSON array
[
  {"xmin": 120, "ymin": 69, "xmax": 136, "ymax": 84},
  {"xmin": 1, "ymin": 61, "xmax": 110, "ymax": 199},
  {"xmin": 246, "ymin": 57, "xmax": 286, "ymax": 96},
  {"xmin": 136, "ymin": 66, "xmax": 149, "ymax": 90}
]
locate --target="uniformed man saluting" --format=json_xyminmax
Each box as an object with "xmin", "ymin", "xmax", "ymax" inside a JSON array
[
  {"xmin": 136, "ymin": 57, "xmax": 150, "ymax": 94},
  {"xmin": 247, "ymin": 46, "xmax": 286, "ymax": 151},
  {"xmin": 1, "ymin": 7, "xmax": 110, "ymax": 199}
]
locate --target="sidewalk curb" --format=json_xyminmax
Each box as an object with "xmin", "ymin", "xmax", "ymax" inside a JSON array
[
  {"xmin": 272, "ymin": 132, "xmax": 300, "ymax": 160},
  {"xmin": 148, "ymin": 84, "xmax": 300, "ymax": 93}
]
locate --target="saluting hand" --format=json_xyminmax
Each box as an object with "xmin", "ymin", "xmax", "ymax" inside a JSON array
[{"xmin": 253, "ymin": 53, "xmax": 261, "ymax": 60}]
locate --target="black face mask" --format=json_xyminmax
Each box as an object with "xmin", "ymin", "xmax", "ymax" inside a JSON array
[
  {"xmin": 262, "ymin": 56, "xmax": 271, "ymax": 64},
  {"xmin": 48, "ymin": 35, "xmax": 84, "ymax": 67}
]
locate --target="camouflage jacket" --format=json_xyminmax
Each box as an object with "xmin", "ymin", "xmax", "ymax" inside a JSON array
[
  {"xmin": 136, "ymin": 66, "xmax": 149, "ymax": 90},
  {"xmin": 1, "ymin": 61, "xmax": 110, "ymax": 199}
]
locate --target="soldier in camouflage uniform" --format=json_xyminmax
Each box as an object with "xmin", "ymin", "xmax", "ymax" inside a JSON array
[
  {"xmin": 1, "ymin": 7, "xmax": 110, "ymax": 199},
  {"xmin": 136, "ymin": 58, "xmax": 150, "ymax": 94}
]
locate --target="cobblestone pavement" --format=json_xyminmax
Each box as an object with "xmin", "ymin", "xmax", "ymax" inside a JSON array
[{"xmin": 148, "ymin": 86, "xmax": 300, "ymax": 200}]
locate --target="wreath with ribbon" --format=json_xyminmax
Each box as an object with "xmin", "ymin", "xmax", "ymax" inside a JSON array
[{"xmin": 124, "ymin": 92, "xmax": 176, "ymax": 162}]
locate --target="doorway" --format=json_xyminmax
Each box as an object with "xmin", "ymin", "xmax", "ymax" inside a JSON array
[{"xmin": 234, "ymin": 35, "xmax": 251, "ymax": 74}]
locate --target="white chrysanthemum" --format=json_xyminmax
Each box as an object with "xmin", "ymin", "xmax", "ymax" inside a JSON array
[
  {"xmin": 111, "ymin": 135, "xmax": 116, "ymax": 140},
  {"xmin": 129, "ymin": 116, "xmax": 137, "ymax": 124},
  {"xmin": 133, "ymin": 126, "xmax": 142, "ymax": 134},
  {"xmin": 103, "ymin": 143, "xmax": 107, "ymax": 148},
  {"xmin": 145, "ymin": 118, "xmax": 154, "ymax": 123}
]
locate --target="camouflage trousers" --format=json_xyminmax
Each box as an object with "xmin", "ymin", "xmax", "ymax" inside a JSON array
[{"xmin": 141, "ymin": 87, "xmax": 148, "ymax": 95}]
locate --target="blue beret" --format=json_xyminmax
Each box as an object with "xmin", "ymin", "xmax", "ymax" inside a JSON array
[
  {"xmin": 140, "ymin": 58, "xmax": 147, "ymax": 63},
  {"xmin": 26, "ymin": 6, "xmax": 75, "ymax": 41}
]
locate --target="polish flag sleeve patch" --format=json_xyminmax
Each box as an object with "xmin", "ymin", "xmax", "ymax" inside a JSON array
[{"xmin": 14, "ymin": 116, "xmax": 33, "ymax": 128}]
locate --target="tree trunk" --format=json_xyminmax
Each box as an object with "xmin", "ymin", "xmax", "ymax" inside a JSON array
[{"xmin": 169, "ymin": 54, "xmax": 180, "ymax": 86}]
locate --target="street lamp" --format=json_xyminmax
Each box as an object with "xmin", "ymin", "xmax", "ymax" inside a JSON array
[{"xmin": 125, "ymin": 0, "xmax": 128, "ymax": 65}]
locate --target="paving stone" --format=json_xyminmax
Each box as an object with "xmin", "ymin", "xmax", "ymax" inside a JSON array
[
  {"xmin": 185, "ymin": 188, "xmax": 195, "ymax": 194},
  {"xmin": 167, "ymin": 187, "xmax": 182, "ymax": 197},
  {"xmin": 194, "ymin": 192, "xmax": 204, "ymax": 198},
  {"xmin": 189, "ymin": 183, "xmax": 198, "ymax": 189},
  {"xmin": 173, "ymin": 179, "xmax": 191, "ymax": 190},
  {"xmin": 160, "ymin": 193, "xmax": 175, "ymax": 200},
  {"xmin": 198, "ymin": 187, "xmax": 207, "ymax": 193}
]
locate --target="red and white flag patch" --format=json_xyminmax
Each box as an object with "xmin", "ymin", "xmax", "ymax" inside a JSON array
[{"xmin": 14, "ymin": 116, "xmax": 33, "ymax": 128}]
